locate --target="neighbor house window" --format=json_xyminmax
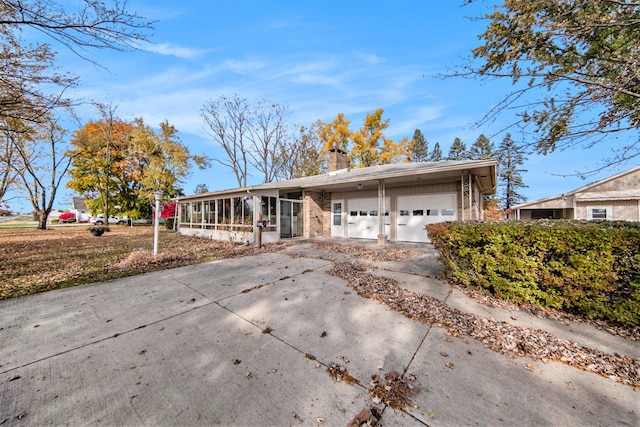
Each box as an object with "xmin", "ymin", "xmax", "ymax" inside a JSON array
[{"xmin": 588, "ymin": 206, "xmax": 612, "ymax": 220}]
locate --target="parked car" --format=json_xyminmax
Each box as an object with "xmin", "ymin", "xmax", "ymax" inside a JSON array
[{"xmin": 90, "ymin": 215, "xmax": 127, "ymax": 225}]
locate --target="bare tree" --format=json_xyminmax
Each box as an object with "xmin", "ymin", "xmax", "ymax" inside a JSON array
[
  {"xmin": 0, "ymin": 30, "xmax": 77, "ymax": 129},
  {"xmin": 12, "ymin": 115, "xmax": 74, "ymax": 229},
  {"xmin": 248, "ymin": 100, "xmax": 289, "ymax": 183},
  {"xmin": 0, "ymin": 0, "xmax": 153, "ymax": 124},
  {"xmin": 201, "ymin": 94, "xmax": 251, "ymax": 188},
  {"xmin": 0, "ymin": 119, "xmax": 21, "ymax": 203},
  {"xmin": 0, "ymin": 1, "xmax": 153, "ymax": 217},
  {"xmin": 278, "ymin": 122, "xmax": 327, "ymax": 179},
  {"xmin": 1, "ymin": 0, "xmax": 153, "ymax": 57}
]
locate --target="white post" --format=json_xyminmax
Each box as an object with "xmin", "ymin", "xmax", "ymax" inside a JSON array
[
  {"xmin": 173, "ymin": 198, "xmax": 179, "ymax": 231},
  {"xmin": 153, "ymin": 191, "xmax": 162, "ymax": 257}
]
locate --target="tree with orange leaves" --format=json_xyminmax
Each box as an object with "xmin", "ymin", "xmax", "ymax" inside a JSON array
[{"xmin": 68, "ymin": 110, "xmax": 209, "ymax": 220}]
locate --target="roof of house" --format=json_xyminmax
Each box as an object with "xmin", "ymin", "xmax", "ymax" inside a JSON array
[
  {"xmin": 72, "ymin": 197, "xmax": 88, "ymax": 211},
  {"xmin": 513, "ymin": 165, "xmax": 640, "ymax": 210},
  {"xmin": 178, "ymin": 160, "xmax": 497, "ymax": 201}
]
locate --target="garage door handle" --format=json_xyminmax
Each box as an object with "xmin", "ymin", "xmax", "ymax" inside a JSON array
[
  {"xmin": 348, "ymin": 222, "xmax": 355, "ymax": 224},
  {"xmin": 398, "ymin": 224, "xmax": 406, "ymax": 226}
]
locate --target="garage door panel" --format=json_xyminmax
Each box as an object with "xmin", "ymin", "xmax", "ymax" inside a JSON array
[
  {"xmin": 347, "ymin": 198, "xmax": 390, "ymax": 239},
  {"xmin": 397, "ymin": 194, "xmax": 457, "ymax": 242}
]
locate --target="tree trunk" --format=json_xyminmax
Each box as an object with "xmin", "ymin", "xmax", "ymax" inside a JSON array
[{"xmin": 37, "ymin": 211, "xmax": 48, "ymax": 230}]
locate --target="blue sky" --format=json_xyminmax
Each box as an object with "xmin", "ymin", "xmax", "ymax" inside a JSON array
[{"xmin": 8, "ymin": 0, "xmax": 637, "ymax": 212}]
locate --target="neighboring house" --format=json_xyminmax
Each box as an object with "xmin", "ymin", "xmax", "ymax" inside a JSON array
[
  {"xmin": 511, "ymin": 165, "xmax": 640, "ymax": 221},
  {"xmin": 176, "ymin": 150, "xmax": 497, "ymax": 244},
  {"xmin": 70, "ymin": 197, "xmax": 91, "ymax": 223}
]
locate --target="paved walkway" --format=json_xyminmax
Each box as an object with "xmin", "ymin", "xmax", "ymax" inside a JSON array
[{"xmin": 0, "ymin": 239, "xmax": 637, "ymax": 426}]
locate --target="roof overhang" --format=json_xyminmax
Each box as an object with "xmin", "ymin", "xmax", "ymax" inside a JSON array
[{"xmin": 177, "ymin": 160, "xmax": 497, "ymax": 201}]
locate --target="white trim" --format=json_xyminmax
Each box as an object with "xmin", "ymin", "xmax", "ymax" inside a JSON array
[{"xmin": 331, "ymin": 199, "xmax": 345, "ymax": 237}]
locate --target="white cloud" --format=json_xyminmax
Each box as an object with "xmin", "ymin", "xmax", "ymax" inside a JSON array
[
  {"xmin": 221, "ymin": 59, "xmax": 267, "ymax": 75},
  {"xmin": 292, "ymin": 73, "xmax": 342, "ymax": 86},
  {"xmin": 135, "ymin": 41, "xmax": 205, "ymax": 59},
  {"xmin": 356, "ymin": 52, "xmax": 384, "ymax": 64}
]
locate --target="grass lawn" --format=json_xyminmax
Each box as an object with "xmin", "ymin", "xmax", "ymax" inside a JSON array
[
  {"xmin": 0, "ymin": 226, "xmax": 257, "ymax": 299},
  {"xmin": 0, "ymin": 215, "xmax": 39, "ymax": 228}
]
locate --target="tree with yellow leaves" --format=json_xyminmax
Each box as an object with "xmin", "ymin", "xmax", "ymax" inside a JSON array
[
  {"xmin": 317, "ymin": 113, "xmax": 352, "ymax": 153},
  {"xmin": 351, "ymin": 109, "xmax": 407, "ymax": 168}
]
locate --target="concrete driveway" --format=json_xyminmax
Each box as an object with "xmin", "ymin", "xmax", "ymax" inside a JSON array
[{"xmin": 0, "ymin": 240, "xmax": 638, "ymax": 426}]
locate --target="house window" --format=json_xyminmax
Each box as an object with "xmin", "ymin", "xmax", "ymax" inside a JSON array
[
  {"xmin": 588, "ymin": 206, "xmax": 612, "ymax": 220},
  {"xmin": 220, "ymin": 198, "xmax": 231, "ymax": 225},
  {"xmin": 233, "ymin": 197, "xmax": 244, "ymax": 224},
  {"xmin": 261, "ymin": 196, "xmax": 277, "ymax": 225},
  {"xmin": 400, "ymin": 210, "xmax": 409, "ymax": 216},
  {"xmin": 180, "ymin": 203, "xmax": 191, "ymax": 223},
  {"xmin": 442, "ymin": 209, "xmax": 455, "ymax": 216},
  {"xmin": 244, "ymin": 197, "xmax": 254, "ymax": 225},
  {"xmin": 413, "ymin": 210, "xmax": 424, "ymax": 216},
  {"xmin": 205, "ymin": 200, "xmax": 216, "ymax": 224},
  {"xmin": 192, "ymin": 202, "xmax": 203, "ymax": 226}
]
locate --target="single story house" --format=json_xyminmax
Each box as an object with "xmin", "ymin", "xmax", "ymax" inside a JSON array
[
  {"xmin": 176, "ymin": 151, "xmax": 497, "ymax": 244},
  {"xmin": 70, "ymin": 197, "xmax": 90, "ymax": 222},
  {"xmin": 510, "ymin": 165, "xmax": 640, "ymax": 221}
]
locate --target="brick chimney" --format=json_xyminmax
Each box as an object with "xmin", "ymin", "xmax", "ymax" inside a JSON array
[{"xmin": 328, "ymin": 149, "xmax": 347, "ymax": 173}]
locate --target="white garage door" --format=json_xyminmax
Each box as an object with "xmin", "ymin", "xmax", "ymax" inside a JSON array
[
  {"xmin": 397, "ymin": 193, "xmax": 457, "ymax": 242},
  {"xmin": 347, "ymin": 198, "xmax": 390, "ymax": 239}
]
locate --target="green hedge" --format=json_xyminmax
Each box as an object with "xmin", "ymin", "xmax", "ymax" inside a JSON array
[
  {"xmin": 427, "ymin": 221, "xmax": 640, "ymax": 326},
  {"xmin": 164, "ymin": 217, "xmax": 175, "ymax": 230}
]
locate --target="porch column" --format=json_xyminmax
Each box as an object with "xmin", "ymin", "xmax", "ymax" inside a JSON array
[
  {"xmin": 377, "ymin": 179, "xmax": 388, "ymax": 246},
  {"xmin": 461, "ymin": 171, "xmax": 471, "ymax": 221}
]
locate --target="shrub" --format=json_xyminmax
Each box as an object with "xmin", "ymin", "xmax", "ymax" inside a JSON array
[
  {"xmin": 58, "ymin": 212, "xmax": 76, "ymax": 223},
  {"xmin": 164, "ymin": 217, "xmax": 175, "ymax": 230},
  {"xmin": 427, "ymin": 221, "xmax": 640, "ymax": 326}
]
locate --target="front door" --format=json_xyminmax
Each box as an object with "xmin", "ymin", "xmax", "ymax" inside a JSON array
[
  {"xmin": 280, "ymin": 199, "xmax": 304, "ymax": 238},
  {"xmin": 331, "ymin": 200, "xmax": 344, "ymax": 237}
]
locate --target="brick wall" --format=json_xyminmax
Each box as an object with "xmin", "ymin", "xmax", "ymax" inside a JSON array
[{"xmin": 304, "ymin": 191, "xmax": 324, "ymax": 237}]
